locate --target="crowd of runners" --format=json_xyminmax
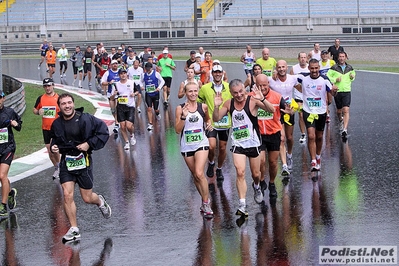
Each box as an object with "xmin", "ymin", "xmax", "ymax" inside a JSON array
[{"xmin": 0, "ymin": 38, "xmax": 356, "ymax": 242}]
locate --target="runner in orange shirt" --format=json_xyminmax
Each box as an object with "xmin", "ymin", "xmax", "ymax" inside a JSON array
[
  {"xmin": 252, "ymin": 74, "xmax": 290, "ymax": 201},
  {"xmin": 45, "ymin": 45, "xmax": 57, "ymax": 78},
  {"xmin": 200, "ymin": 51, "xmax": 213, "ymax": 84},
  {"xmin": 33, "ymin": 78, "xmax": 61, "ymax": 179}
]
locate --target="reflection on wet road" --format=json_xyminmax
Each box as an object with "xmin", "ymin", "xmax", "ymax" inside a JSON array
[{"xmin": 1, "ymin": 60, "xmax": 398, "ymax": 265}]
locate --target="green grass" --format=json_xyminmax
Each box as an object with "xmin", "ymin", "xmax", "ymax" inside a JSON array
[{"xmin": 13, "ymin": 84, "xmax": 96, "ymax": 158}]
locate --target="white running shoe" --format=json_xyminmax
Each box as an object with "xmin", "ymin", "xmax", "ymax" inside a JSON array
[
  {"xmin": 147, "ymin": 123, "xmax": 153, "ymax": 131},
  {"xmin": 63, "ymin": 227, "xmax": 81, "ymax": 242},
  {"xmin": 299, "ymin": 134, "xmax": 306, "ymax": 144},
  {"xmin": 137, "ymin": 107, "xmax": 141, "ymax": 114},
  {"xmin": 124, "ymin": 143, "xmax": 130, "ymax": 150},
  {"xmin": 156, "ymin": 114, "xmax": 161, "ymax": 120},
  {"xmin": 130, "ymin": 134, "xmax": 136, "ymax": 146}
]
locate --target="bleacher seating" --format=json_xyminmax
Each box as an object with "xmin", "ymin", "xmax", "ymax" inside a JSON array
[{"xmin": 0, "ymin": 0, "xmax": 398, "ymax": 25}]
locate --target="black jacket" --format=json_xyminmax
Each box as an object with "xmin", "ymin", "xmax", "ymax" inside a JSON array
[{"xmin": 50, "ymin": 107, "xmax": 109, "ymax": 156}]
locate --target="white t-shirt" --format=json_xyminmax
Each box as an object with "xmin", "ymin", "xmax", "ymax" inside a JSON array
[{"xmin": 297, "ymin": 74, "xmax": 332, "ymax": 114}]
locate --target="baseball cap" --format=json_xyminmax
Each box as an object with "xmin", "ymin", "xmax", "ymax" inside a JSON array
[
  {"xmin": 145, "ymin": 62, "xmax": 153, "ymax": 68},
  {"xmin": 213, "ymin": 59, "xmax": 220, "ymax": 65},
  {"xmin": 321, "ymin": 50, "xmax": 328, "ymax": 54},
  {"xmin": 212, "ymin": 65, "xmax": 223, "ymax": 72},
  {"xmin": 162, "ymin": 49, "xmax": 168, "ymax": 54},
  {"xmin": 118, "ymin": 68, "xmax": 127, "ymax": 74},
  {"xmin": 190, "ymin": 50, "xmax": 196, "ymax": 55},
  {"xmin": 111, "ymin": 60, "xmax": 118, "ymax": 64},
  {"xmin": 0, "ymin": 91, "xmax": 5, "ymax": 97},
  {"xmin": 43, "ymin": 77, "xmax": 54, "ymax": 86},
  {"xmin": 195, "ymin": 53, "xmax": 201, "ymax": 58},
  {"xmin": 118, "ymin": 47, "xmax": 123, "ymax": 50}
]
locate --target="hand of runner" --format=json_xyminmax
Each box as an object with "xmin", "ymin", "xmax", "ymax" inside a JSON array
[
  {"xmin": 38, "ymin": 108, "xmax": 45, "ymax": 116},
  {"xmin": 214, "ymin": 92, "xmax": 223, "ymax": 108},
  {"xmin": 251, "ymin": 85, "xmax": 263, "ymax": 101},
  {"xmin": 181, "ymin": 103, "xmax": 189, "ymax": 117}
]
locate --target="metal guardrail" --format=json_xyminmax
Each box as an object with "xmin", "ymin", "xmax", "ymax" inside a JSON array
[
  {"xmin": 2, "ymin": 74, "xmax": 26, "ymax": 116},
  {"xmin": 1, "ymin": 34, "xmax": 399, "ymax": 55}
]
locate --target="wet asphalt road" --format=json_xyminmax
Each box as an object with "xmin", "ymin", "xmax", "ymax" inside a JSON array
[{"xmin": 1, "ymin": 59, "xmax": 399, "ymax": 265}]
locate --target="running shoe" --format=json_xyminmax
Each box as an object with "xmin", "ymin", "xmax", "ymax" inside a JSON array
[
  {"xmin": 53, "ymin": 167, "xmax": 59, "ymax": 180},
  {"xmin": 78, "ymin": 86, "xmax": 83, "ymax": 89},
  {"xmin": 316, "ymin": 157, "xmax": 321, "ymax": 170},
  {"xmin": 88, "ymin": 82, "xmax": 92, "ymax": 87},
  {"xmin": 326, "ymin": 115, "xmax": 331, "ymax": 123},
  {"xmin": 339, "ymin": 120, "xmax": 344, "ymax": 132},
  {"xmin": 37, "ymin": 64, "xmax": 41, "ymax": 70},
  {"xmin": 281, "ymin": 164, "xmax": 290, "ymax": 176},
  {"xmin": 299, "ymin": 134, "xmax": 306, "ymax": 144},
  {"xmin": 137, "ymin": 107, "xmax": 142, "ymax": 114},
  {"xmin": 286, "ymin": 155, "xmax": 293, "ymax": 170},
  {"xmin": 147, "ymin": 123, "xmax": 153, "ymax": 131},
  {"xmin": 98, "ymin": 195, "xmax": 112, "ymax": 219},
  {"xmin": 235, "ymin": 203, "xmax": 248, "ymax": 217},
  {"xmin": 124, "ymin": 143, "xmax": 130, "ymax": 150},
  {"xmin": 200, "ymin": 202, "xmax": 214, "ymax": 219},
  {"xmin": 0, "ymin": 204, "xmax": 7, "ymax": 217},
  {"xmin": 156, "ymin": 114, "xmax": 161, "ymax": 120},
  {"xmin": 113, "ymin": 124, "xmax": 119, "ymax": 134},
  {"xmin": 216, "ymin": 168, "xmax": 224, "ymax": 182},
  {"xmin": 311, "ymin": 161, "xmax": 320, "ymax": 172},
  {"xmin": 8, "ymin": 188, "xmax": 17, "ymax": 210},
  {"xmin": 206, "ymin": 162, "xmax": 215, "ymax": 177},
  {"xmin": 341, "ymin": 129, "xmax": 347, "ymax": 138},
  {"xmin": 252, "ymin": 182, "xmax": 264, "ymax": 204},
  {"xmin": 269, "ymin": 182, "xmax": 277, "ymax": 198},
  {"xmin": 63, "ymin": 227, "xmax": 81, "ymax": 242},
  {"xmin": 260, "ymin": 180, "xmax": 267, "ymax": 194},
  {"xmin": 130, "ymin": 134, "xmax": 136, "ymax": 146}
]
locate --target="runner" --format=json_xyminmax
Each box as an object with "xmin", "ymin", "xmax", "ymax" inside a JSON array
[
  {"xmin": 198, "ymin": 65, "xmax": 231, "ymax": 182},
  {"xmin": 0, "ymin": 90, "xmax": 21, "ymax": 217},
  {"xmin": 140, "ymin": 62, "xmax": 165, "ymax": 131},
  {"xmin": 253, "ymin": 74, "xmax": 288, "ymax": 200},
  {"xmin": 83, "ymin": 45, "xmax": 94, "ymax": 88},
  {"xmin": 290, "ymin": 52, "xmax": 309, "ymax": 144},
  {"xmin": 296, "ymin": 59, "xmax": 337, "ymax": 171},
  {"xmin": 244, "ymin": 64, "xmax": 262, "ymax": 91},
  {"xmin": 101, "ymin": 60, "xmax": 120, "ymax": 133},
  {"xmin": 45, "ymin": 45, "xmax": 56, "ymax": 78},
  {"xmin": 38, "ymin": 39, "xmax": 49, "ymax": 70},
  {"xmin": 326, "ymin": 51, "xmax": 355, "ymax": 139},
  {"xmin": 33, "ymin": 78, "xmax": 61, "ymax": 179},
  {"xmin": 212, "ymin": 79, "xmax": 275, "ymax": 216},
  {"xmin": 49, "ymin": 93, "xmax": 111, "ymax": 243},
  {"xmin": 111, "ymin": 68, "xmax": 138, "ymax": 150},
  {"xmin": 269, "ymin": 60, "xmax": 299, "ymax": 174},
  {"xmin": 157, "ymin": 49, "xmax": 176, "ymax": 107},
  {"xmin": 70, "ymin": 46, "xmax": 84, "ymax": 88},
  {"xmin": 175, "ymin": 81, "xmax": 214, "ymax": 219},
  {"xmin": 240, "ymin": 44, "xmax": 256, "ymax": 78},
  {"xmin": 57, "ymin": 44, "xmax": 68, "ymax": 78},
  {"xmin": 255, "ymin": 48, "xmax": 277, "ymax": 77},
  {"xmin": 127, "ymin": 59, "xmax": 144, "ymax": 113},
  {"xmin": 177, "ymin": 68, "xmax": 202, "ymax": 99}
]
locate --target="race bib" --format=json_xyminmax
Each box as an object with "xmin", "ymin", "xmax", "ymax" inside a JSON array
[
  {"xmin": 102, "ymin": 64, "xmax": 108, "ymax": 70},
  {"xmin": 133, "ymin": 75, "xmax": 140, "ymax": 80},
  {"xmin": 0, "ymin": 128, "xmax": 8, "ymax": 144},
  {"xmin": 146, "ymin": 84, "xmax": 156, "ymax": 93},
  {"xmin": 246, "ymin": 63, "xmax": 253, "ymax": 68},
  {"xmin": 263, "ymin": 70, "xmax": 272, "ymax": 77},
  {"xmin": 258, "ymin": 109, "xmax": 273, "ymax": 120},
  {"xmin": 42, "ymin": 106, "xmax": 57, "ymax": 118},
  {"xmin": 85, "ymin": 58, "xmax": 92, "ymax": 63},
  {"xmin": 65, "ymin": 153, "xmax": 87, "ymax": 171},
  {"xmin": 77, "ymin": 66, "xmax": 83, "ymax": 71},
  {"xmin": 232, "ymin": 125, "xmax": 250, "ymax": 141},
  {"xmin": 214, "ymin": 115, "xmax": 229, "ymax": 127},
  {"xmin": 118, "ymin": 96, "xmax": 128, "ymax": 104},
  {"xmin": 184, "ymin": 129, "xmax": 203, "ymax": 145},
  {"xmin": 194, "ymin": 75, "xmax": 200, "ymax": 81},
  {"xmin": 307, "ymin": 97, "xmax": 321, "ymax": 109}
]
